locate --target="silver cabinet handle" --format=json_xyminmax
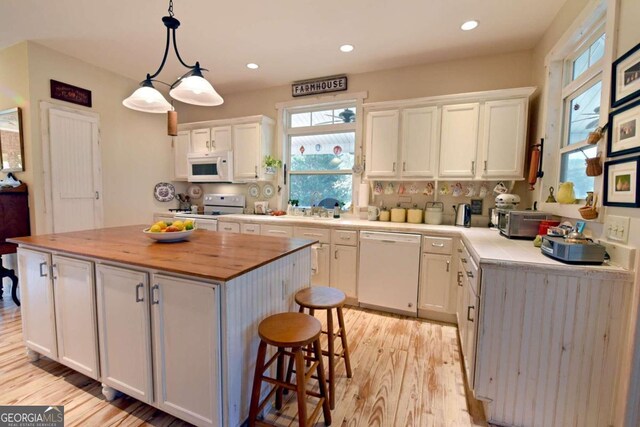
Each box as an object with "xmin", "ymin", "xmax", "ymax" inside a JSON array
[
  {"xmin": 467, "ymin": 305, "xmax": 475, "ymax": 322},
  {"xmin": 51, "ymin": 264, "xmax": 57, "ymax": 280},
  {"xmin": 151, "ymin": 284, "xmax": 160, "ymax": 305},
  {"xmin": 381, "ymin": 240, "xmax": 397, "ymax": 244},
  {"xmin": 461, "ymin": 258, "xmax": 467, "ymax": 263},
  {"xmin": 392, "ymin": 162, "xmax": 396, "ymax": 172},
  {"xmin": 457, "ymin": 248, "xmax": 463, "ymax": 253},
  {"xmin": 403, "ymin": 161, "xmax": 406, "ymax": 172},
  {"xmin": 471, "ymin": 161, "xmax": 476, "ymax": 175},
  {"xmin": 95, "ymin": 191, "xmax": 100, "ymax": 200},
  {"xmin": 334, "ymin": 249, "xmax": 338, "ymax": 260},
  {"xmin": 254, "ymin": 165, "xmax": 258, "ymax": 178},
  {"xmin": 39, "ymin": 262, "xmax": 48, "ymax": 277},
  {"xmin": 339, "ymin": 236, "xmax": 350, "ymax": 241},
  {"xmin": 484, "ymin": 160, "xmax": 487, "ymax": 172},
  {"xmin": 457, "ymin": 271, "xmax": 463, "ymax": 286},
  {"xmin": 431, "ymin": 242, "xmax": 445, "ymax": 247},
  {"xmin": 135, "ymin": 283, "xmax": 144, "ymax": 302},
  {"xmin": 303, "ymin": 232, "xmax": 324, "ymax": 237},
  {"xmin": 446, "ymin": 260, "xmax": 450, "ymax": 272},
  {"xmin": 211, "ymin": 139, "xmax": 215, "ymax": 150},
  {"xmin": 467, "ymin": 271, "xmax": 474, "ymax": 278}
]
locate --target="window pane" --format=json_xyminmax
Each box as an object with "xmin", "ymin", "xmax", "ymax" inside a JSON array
[
  {"xmin": 567, "ymin": 80, "xmax": 602, "ymax": 145},
  {"xmin": 290, "ymin": 112, "xmax": 311, "ymax": 128},
  {"xmin": 311, "ymin": 109, "xmax": 336, "ymax": 126},
  {"xmin": 589, "ymin": 34, "xmax": 605, "ymax": 67},
  {"xmin": 289, "ymin": 174, "xmax": 352, "ymax": 209},
  {"xmin": 334, "ymin": 107, "xmax": 356, "ymax": 123},
  {"xmin": 572, "ymin": 50, "xmax": 590, "ymax": 80},
  {"xmin": 572, "ymin": 33, "xmax": 606, "ymax": 81},
  {"xmin": 290, "ymin": 133, "xmax": 355, "ymax": 171},
  {"xmin": 560, "ymin": 146, "xmax": 596, "ymax": 199}
]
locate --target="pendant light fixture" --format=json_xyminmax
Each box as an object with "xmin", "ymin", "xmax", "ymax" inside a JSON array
[{"xmin": 122, "ymin": 0, "xmax": 223, "ymax": 113}]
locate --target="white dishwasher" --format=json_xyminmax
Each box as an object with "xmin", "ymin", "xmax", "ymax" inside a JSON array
[{"xmin": 358, "ymin": 231, "xmax": 421, "ymax": 316}]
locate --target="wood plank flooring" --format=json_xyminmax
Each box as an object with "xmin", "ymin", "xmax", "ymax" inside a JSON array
[{"xmin": 0, "ymin": 290, "xmax": 486, "ymax": 426}]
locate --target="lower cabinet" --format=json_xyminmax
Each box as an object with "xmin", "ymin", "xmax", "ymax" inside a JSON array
[
  {"xmin": 418, "ymin": 253, "xmax": 453, "ymax": 313},
  {"xmin": 329, "ymin": 244, "xmax": 357, "ymax": 299},
  {"xmin": 96, "ymin": 264, "xmax": 154, "ymax": 403},
  {"xmin": 218, "ymin": 222, "xmax": 240, "ymax": 233},
  {"xmin": 455, "ymin": 251, "xmax": 479, "ymax": 390}
]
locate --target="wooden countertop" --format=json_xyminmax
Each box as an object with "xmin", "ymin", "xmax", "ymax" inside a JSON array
[{"xmin": 8, "ymin": 225, "xmax": 315, "ymax": 282}]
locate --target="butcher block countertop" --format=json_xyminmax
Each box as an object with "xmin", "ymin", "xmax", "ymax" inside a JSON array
[{"xmin": 8, "ymin": 225, "xmax": 315, "ymax": 281}]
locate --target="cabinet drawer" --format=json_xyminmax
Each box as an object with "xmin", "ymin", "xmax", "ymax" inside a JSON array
[
  {"xmin": 241, "ymin": 223, "xmax": 261, "ymax": 235},
  {"xmin": 218, "ymin": 222, "xmax": 240, "ymax": 233},
  {"xmin": 423, "ymin": 236, "xmax": 453, "ymax": 254},
  {"xmin": 331, "ymin": 229, "xmax": 358, "ymax": 246},
  {"xmin": 294, "ymin": 227, "xmax": 330, "ymax": 244},
  {"xmin": 260, "ymin": 224, "xmax": 293, "ymax": 238}
]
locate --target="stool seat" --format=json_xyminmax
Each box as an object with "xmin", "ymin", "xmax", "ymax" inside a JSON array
[
  {"xmin": 295, "ymin": 287, "xmax": 346, "ymax": 309},
  {"xmin": 259, "ymin": 312, "xmax": 321, "ymax": 347}
]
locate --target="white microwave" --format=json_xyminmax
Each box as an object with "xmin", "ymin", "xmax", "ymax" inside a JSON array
[{"xmin": 187, "ymin": 151, "xmax": 233, "ymax": 182}]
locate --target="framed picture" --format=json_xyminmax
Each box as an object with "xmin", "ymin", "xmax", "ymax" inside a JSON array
[
  {"xmin": 607, "ymin": 98, "xmax": 640, "ymax": 157},
  {"xmin": 611, "ymin": 42, "xmax": 640, "ymax": 108},
  {"xmin": 603, "ymin": 156, "xmax": 640, "ymax": 207},
  {"xmin": 0, "ymin": 107, "xmax": 25, "ymax": 172}
]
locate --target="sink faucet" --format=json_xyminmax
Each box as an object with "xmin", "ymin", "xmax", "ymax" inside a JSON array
[{"xmin": 309, "ymin": 191, "xmax": 323, "ymax": 216}]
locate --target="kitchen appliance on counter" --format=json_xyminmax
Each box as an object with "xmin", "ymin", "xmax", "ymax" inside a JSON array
[
  {"xmin": 174, "ymin": 193, "xmax": 245, "ymax": 230},
  {"xmin": 540, "ymin": 235, "xmax": 606, "ymax": 264},
  {"xmin": 495, "ymin": 193, "xmax": 520, "ymax": 209},
  {"xmin": 453, "ymin": 203, "xmax": 471, "ymax": 227},
  {"xmin": 497, "ymin": 209, "xmax": 559, "ymax": 239},
  {"xmin": 187, "ymin": 150, "xmax": 233, "ymax": 182}
]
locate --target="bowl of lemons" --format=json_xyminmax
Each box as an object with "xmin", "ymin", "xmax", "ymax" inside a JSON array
[{"xmin": 143, "ymin": 219, "xmax": 196, "ymax": 242}]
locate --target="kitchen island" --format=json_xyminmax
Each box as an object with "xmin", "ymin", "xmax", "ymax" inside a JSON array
[{"xmin": 9, "ymin": 225, "xmax": 314, "ymax": 427}]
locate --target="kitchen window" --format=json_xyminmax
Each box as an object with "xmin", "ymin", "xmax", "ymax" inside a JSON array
[
  {"xmin": 285, "ymin": 104, "xmax": 357, "ymax": 209},
  {"xmin": 558, "ymin": 29, "xmax": 605, "ymax": 199}
]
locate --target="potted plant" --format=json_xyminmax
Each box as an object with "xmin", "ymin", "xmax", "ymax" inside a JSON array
[{"xmin": 263, "ymin": 155, "xmax": 282, "ymax": 175}]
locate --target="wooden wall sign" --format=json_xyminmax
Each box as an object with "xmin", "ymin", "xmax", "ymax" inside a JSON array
[
  {"xmin": 292, "ymin": 75, "xmax": 347, "ymax": 97},
  {"xmin": 50, "ymin": 80, "xmax": 92, "ymax": 108}
]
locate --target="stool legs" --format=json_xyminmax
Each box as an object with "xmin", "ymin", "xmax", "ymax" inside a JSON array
[
  {"xmin": 314, "ymin": 338, "xmax": 332, "ymax": 425},
  {"xmin": 294, "ymin": 349, "xmax": 308, "ymax": 426},
  {"xmin": 275, "ymin": 347, "xmax": 285, "ymax": 410},
  {"xmin": 326, "ymin": 309, "xmax": 336, "ymax": 409},
  {"xmin": 249, "ymin": 341, "xmax": 268, "ymax": 426},
  {"xmin": 337, "ymin": 307, "xmax": 352, "ymax": 378}
]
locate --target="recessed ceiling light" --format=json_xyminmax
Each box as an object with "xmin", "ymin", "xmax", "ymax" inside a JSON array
[
  {"xmin": 461, "ymin": 20, "xmax": 479, "ymax": 31},
  {"xmin": 340, "ymin": 44, "xmax": 354, "ymax": 53},
  {"xmin": 246, "ymin": 63, "xmax": 259, "ymax": 69}
]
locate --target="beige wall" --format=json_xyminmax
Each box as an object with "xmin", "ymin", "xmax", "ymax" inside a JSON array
[{"xmin": 23, "ymin": 42, "xmax": 186, "ymax": 234}]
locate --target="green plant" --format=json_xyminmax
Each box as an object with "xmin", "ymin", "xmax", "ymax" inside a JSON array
[{"xmin": 263, "ymin": 155, "xmax": 282, "ymax": 168}]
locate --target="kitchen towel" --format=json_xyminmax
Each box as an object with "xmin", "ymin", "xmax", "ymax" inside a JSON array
[
  {"xmin": 358, "ymin": 182, "xmax": 370, "ymax": 207},
  {"xmin": 311, "ymin": 244, "xmax": 319, "ymax": 275}
]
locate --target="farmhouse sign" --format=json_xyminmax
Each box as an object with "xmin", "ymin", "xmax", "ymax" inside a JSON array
[{"xmin": 292, "ymin": 75, "xmax": 348, "ymax": 97}]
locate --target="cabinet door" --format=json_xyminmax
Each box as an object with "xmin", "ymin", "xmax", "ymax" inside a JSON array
[
  {"xmin": 260, "ymin": 224, "xmax": 293, "ymax": 238},
  {"xmin": 210, "ymin": 125, "xmax": 231, "ymax": 152},
  {"xmin": 233, "ymin": 122, "xmax": 261, "ymax": 180},
  {"xmin": 194, "ymin": 219, "xmax": 217, "ymax": 231},
  {"xmin": 17, "ymin": 248, "xmax": 57, "ymax": 360},
  {"xmin": 96, "ymin": 265, "xmax": 153, "ymax": 403},
  {"xmin": 152, "ymin": 275, "xmax": 221, "ymax": 427},
  {"xmin": 190, "ymin": 128, "xmax": 211, "ymax": 153},
  {"xmin": 455, "ymin": 258, "xmax": 466, "ymax": 328},
  {"xmin": 53, "ymin": 255, "xmax": 100, "ymax": 379},
  {"xmin": 218, "ymin": 222, "xmax": 240, "ymax": 233},
  {"xmin": 464, "ymin": 278, "xmax": 479, "ymax": 388},
  {"xmin": 439, "ymin": 103, "xmax": 479, "ymax": 178},
  {"xmin": 480, "ymin": 98, "xmax": 527, "ymax": 178},
  {"xmin": 241, "ymin": 223, "xmax": 261, "ymax": 234},
  {"xmin": 311, "ymin": 244, "xmax": 331, "ymax": 287},
  {"xmin": 172, "ymin": 131, "xmax": 190, "ymax": 181},
  {"xmin": 401, "ymin": 106, "xmax": 439, "ymax": 177},
  {"xmin": 365, "ymin": 110, "xmax": 399, "ymax": 177},
  {"xmin": 418, "ymin": 253, "xmax": 452, "ymax": 313},
  {"xmin": 330, "ymin": 244, "xmax": 357, "ymax": 299}
]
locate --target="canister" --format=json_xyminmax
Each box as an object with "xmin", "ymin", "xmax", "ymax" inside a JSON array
[
  {"xmin": 390, "ymin": 207, "xmax": 406, "ymax": 223},
  {"xmin": 407, "ymin": 206, "xmax": 423, "ymax": 224},
  {"xmin": 379, "ymin": 208, "xmax": 390, "ymax": 222},
  {"xmin": 424, "ymin": 202, "xmax": 443, "ymax": 225}
]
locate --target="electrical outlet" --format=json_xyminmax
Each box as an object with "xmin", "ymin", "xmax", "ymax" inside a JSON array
[{"xmin": 604, "ymin": 215, "xmax": 631, "ymax": 244}]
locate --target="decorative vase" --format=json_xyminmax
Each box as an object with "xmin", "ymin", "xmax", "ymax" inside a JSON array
[
  {"xmin": 557, "ymin": 182, "xmax": 576, "ymax": 204},
  {"xmin": 264, "ymin": 166, "xmax": 277, "ymax": 175}
]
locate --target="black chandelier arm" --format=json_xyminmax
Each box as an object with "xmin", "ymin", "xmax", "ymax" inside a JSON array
[
  {"xmin": 171, "ymin": 28, "xmax": 197, "ymax": 70},
  {"xmin": 147, "ymin": 26, "xmax": 173, "ymax": 80}
]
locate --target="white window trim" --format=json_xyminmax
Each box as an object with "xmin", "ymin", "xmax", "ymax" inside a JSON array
[{"xmin": 538, "ymin": 0, "xmax": 616, "ymax": 221}]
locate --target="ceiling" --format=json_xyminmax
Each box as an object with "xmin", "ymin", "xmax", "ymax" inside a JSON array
[{"xmin": 0, "ymin": 0, "xmax": 567, "ymax": 95}]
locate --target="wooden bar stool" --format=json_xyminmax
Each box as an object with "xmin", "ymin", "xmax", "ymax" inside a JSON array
[
  {"xmin": 290, "ymin": 287, "xmax": 352, "ymax": 410},
  {"xmin": 249, "ymin": 312, "xmax": 331, "ymax": 427}
]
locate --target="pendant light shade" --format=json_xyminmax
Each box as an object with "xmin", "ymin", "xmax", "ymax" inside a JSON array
[
  {"xmin": 169, "ymin": 75, "xmax": 224, "ymax": 106},
  {"xmin": 122, "ymin": 84, "xmax": 172, "ymax": 113}
]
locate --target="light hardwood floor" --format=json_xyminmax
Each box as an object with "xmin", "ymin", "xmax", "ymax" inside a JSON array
[{"xmin": 0, "ymin": 290, "xmax": 486, "ymax": 427}]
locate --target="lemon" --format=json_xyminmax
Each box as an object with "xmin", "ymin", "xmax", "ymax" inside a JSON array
[
  {"xmin": 155, "ymin": 221, "xmax": 168, "ymax": 230},
  {"xmin": 149, "ymin": 224, "xmax": 162, "ymax": 233},
  {"xmin": 172, "ymin": 220, "xmax": 184, "ymax": 228}
]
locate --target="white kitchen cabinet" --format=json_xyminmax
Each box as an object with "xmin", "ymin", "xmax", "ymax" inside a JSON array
[
  {"xmin": 52, "ymin": 255, "xmax": 99, "ymax": 379},
  {"xmin": 96, "ymin": 264, "xmax": 153, "ymax": 403},
  {"xmin": 151, "ymin": 274, "xmax": 221, "ymax": 427},
  {"xmin": 365, "ymin": 110, "xmax": 399, "ymax": 177},
  {"xmin": 17, "ymin": 248, "xmax": 57, "ymax": 360},
  {"xmin": 455, "ymin": 245, "xmax": 479, "ymax": 391},
  {"xmin": 479, "ymin": 98, "xmax": 527, "ymax": 178},
  {"xmin": 172, "ymin": 130, "xmax": 190, "ymax": 181},
  {"xmin": 329, "ymin": 244, "xmax": 357, "ymax": 299},
  {"xmin": 232, "ymin": 118, "xmax": 274, "ymax": 181},
  {"xmin": 190, "ymin": 128, "xmax": 211, "ymax": 153},
  {"xmin": 401, "ymin": 106, "xmax": 439, "ymax": 177},
  {"xmin": 241, "ymin": 223, "xmax": 260, "ymax": 235},
  {"xmin": 418, "ymin": 253, "xmax": 452, "ymax": 313},
  {"xmin": 218, "ymin": 222, "xmax": 240, "ymax": 233},
  {"xmin": 260, "ymin": 224, "xmax": 293, "ymax": 238},
  {"xmin": 439, "ymin": 103, "xmax": 480, "ymax": 178},
  {"xmin": 210, "ymin": 126, "xmax": 232, "ymax": 152}
]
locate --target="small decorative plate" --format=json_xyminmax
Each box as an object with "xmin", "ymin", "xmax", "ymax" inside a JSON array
[
  {"xmin": 187, "ymin": 184, "xmax": 203, "ymax": 199},
  {"xmin": 154, "ymin": 182, "xmax": 175, "ymax": 202},
  {"xmin": 248, "ymin": 183, "xmax": 260, "ymax": 198},
  {"xmin": 262, "ymin": 183, "xmax": 275, "ymax": 199}
]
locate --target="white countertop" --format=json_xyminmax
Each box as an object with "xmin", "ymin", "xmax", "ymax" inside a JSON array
[{"xmin": 214, "ymin": 214, "xmax": 633, "ymax": 279}]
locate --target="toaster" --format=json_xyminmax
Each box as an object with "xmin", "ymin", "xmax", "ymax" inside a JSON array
[{"xmin": 540, "ymin": 236, "xmax": 606, "ymax": 265}]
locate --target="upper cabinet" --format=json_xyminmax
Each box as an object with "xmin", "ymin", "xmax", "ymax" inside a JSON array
[
  {"xmin": 172, "ymin": 131, "xmax": 190, "ymax": 181},
  {"xmin": 190, "ymin": 126, "xmax": 232, "ymax": 153},
  {"xmin": 365, "ymin": 106, "xmax": 439, "ymax": 179},
  {"xmin": 363, "ymin": 87, "xmax": 534, "ymax": 181}
]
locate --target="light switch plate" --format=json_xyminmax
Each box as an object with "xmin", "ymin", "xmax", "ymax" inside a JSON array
[{"xmin": 604, "ymin": 215, "xmax": 630, "ymax": 244}]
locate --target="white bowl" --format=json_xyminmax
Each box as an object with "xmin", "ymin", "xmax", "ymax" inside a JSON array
[{"xmin": 143, "ymin": 227, "xmax": 195, "ymax": 242}]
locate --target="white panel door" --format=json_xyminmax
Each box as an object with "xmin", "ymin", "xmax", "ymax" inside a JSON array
[
  {"xmin": 480, "ymin": 98, "xmax": 527, "ymax": 178},
  {"xmin": 401, "ymin": 106, "xmax": 439, "ymax": 178},
  {"xmin": 17, "ymin": 248, "xmax": 57, "ymax": 360},
  {"xmin": 233, "ymin": 123, "xmax": 261, "ymax": 180},
  {"xmin": 172, "ymin": 131, "xmax": 190, "ymax": 180},
  {"xmin": 210, "ymin": 125, "xmax": 232, "ymax": 152},
  {"xmin": 190, "ymin": 128, "xmax": 211, "ymax": 153},
  {"xmin": 418, "ymin": 253, "xmax": 452, "ymax": 313},
  {"xmin": 152, "ymin": 274, "xmax": 221, "ymax": 427},
  {"xmin": 365, "ymin": 110, "xmax": 399, "ymax": 178},
  {"xmin": 439, "ymin": 103, "xmax": 479, "ymax": 178},
  {"xmin": 53, "ymin": 255, "xmax": 99, "ymax": 379},
  {"xmin": 96, "ymin": 264, "xmax": 153, "ymax": 403},
  {"xmin": 48, "ymin": 108, "xmax": 102, "ymax": 233},
  {"xmin": 329, "ymin": 244, "xmax": 357, "ymax": 299}
]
